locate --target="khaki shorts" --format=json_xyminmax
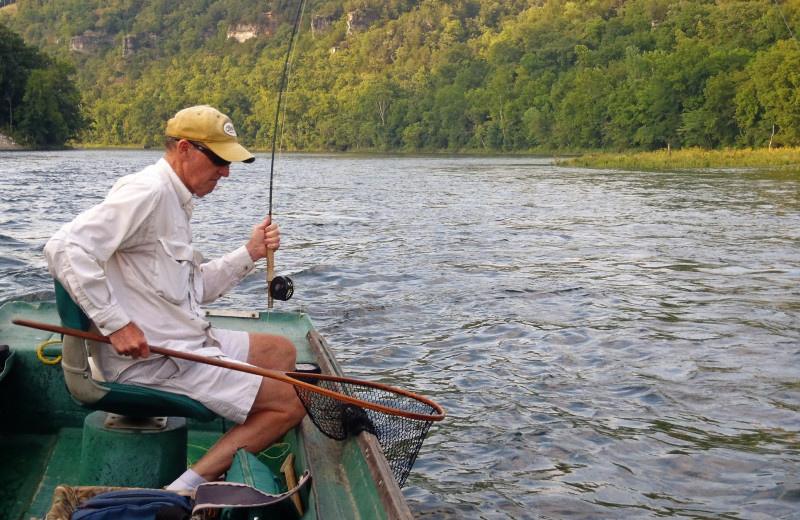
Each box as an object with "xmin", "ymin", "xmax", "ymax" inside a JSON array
[{"xmin": 116, "ymin": 327, "xmax": 261, "ymax": 423}]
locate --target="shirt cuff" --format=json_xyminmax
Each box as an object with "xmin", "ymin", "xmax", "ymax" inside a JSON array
[{"xmin": 91, "ymin": 305, "xmax": 131, "ymax": 337}]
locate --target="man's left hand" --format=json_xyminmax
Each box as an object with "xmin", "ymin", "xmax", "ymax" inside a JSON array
[{"xmin": 246, "ymin": 216, "xmax": 280, "ymax": 262}]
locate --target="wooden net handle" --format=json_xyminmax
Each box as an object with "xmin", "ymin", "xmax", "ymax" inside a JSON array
[{"xmin": 12, "ymin": 318, "xmax": 445, "ymax": 422}]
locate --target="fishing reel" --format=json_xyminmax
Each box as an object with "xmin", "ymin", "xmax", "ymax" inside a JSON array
[{"xmin": 269, "ymin": 275, "xmax": 294, "ymax": 301}]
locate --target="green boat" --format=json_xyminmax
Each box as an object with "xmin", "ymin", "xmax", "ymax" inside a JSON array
[{"xmin": 0, "ymin": 299, "xmax": 414, "ymax": 519}]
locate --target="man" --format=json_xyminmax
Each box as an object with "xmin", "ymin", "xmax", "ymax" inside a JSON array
[{"xmin": 44, "ymin": 105, "xmax": 305, "ymax": 492}]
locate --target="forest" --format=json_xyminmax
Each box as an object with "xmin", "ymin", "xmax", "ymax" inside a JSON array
[
  {"xmin": 1, "ymin": 0, "xmax": 800, "ymax": 152},
  {"xmin": 0, "ymin": 21, "xmax": 86, "ymax": 146}
]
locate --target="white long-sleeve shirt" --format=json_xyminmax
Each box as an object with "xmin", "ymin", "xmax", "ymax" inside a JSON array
[{"xmin": 45, "ymin": 158, "xmax": 254, "ymax": 380}]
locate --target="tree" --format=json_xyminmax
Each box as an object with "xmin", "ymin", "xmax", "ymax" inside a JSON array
[
  {"xmin": 550, "ymin": 66, "xmax": 613, "ymax": 150},
  {"xmin": 0, "ymin": 22, "xmax": 46, "ymax": 130},
  {"xmin": 17, "ymin": 60, "xmax": 87, "ymax": 146},
  {"xmin": 5, "ymin": 0, "xmax": 800, "ymax": 152},
  {"xmin": 744, "ymin": 40, "xmax": 800, "ymax": 146},
  {"xmin": 18, "ymin": 69, "xmax": 68, "ymax": 145}
]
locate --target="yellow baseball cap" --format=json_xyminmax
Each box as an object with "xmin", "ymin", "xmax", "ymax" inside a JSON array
[{"xmin": 166, "ymin": 105, "xmax": 255, "ymax": 163}]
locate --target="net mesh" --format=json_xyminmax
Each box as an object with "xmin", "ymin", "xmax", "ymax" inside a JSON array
[{"xmin": 291, "ymin": 374, "xmax": 438, "ymax": 487}]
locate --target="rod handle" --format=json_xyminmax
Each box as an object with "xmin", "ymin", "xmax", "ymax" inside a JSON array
[{"xmin": 267, "ymin": 248, "xmax": 275, "ymax": 309}]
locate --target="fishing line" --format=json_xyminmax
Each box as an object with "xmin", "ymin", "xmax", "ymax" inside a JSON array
[
  {"xmin": 276, "ymin": 3, "xmax": 307, "ymax": 167},
  {"xmin": 266, "ymin": 0, "xmax": 307, "ymax": 307},
  {"xmin": 268, "ymin": 0, "xmax": 308, "ymax": 217},
  {"xmin": 773, "ymin": 0, "xmax": 800, "ymax": 53}
]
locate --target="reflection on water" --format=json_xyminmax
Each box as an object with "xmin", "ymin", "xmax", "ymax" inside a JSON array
[{"xmin": 1, "ymin": 151, "xmax": 799, "ymax": 519}]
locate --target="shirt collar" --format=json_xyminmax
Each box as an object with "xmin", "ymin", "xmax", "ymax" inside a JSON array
[{"xmin": 159, "ymin": 158, "xmax": 194, "ymax": 217}]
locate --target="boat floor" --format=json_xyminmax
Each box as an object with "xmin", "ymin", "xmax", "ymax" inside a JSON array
[{"xmin": 1, "ymin": 427, "xmax": 225, "ymax": 519}]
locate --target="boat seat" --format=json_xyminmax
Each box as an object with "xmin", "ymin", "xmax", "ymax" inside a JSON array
[{"xmin": 55, "ymin": 281, "xmax": 217, "ymax": 422}]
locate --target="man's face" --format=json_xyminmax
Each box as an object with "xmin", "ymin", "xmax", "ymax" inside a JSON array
[{"xmin": 183, "ymin": 141, "xmax": 231, "ymax": 197}]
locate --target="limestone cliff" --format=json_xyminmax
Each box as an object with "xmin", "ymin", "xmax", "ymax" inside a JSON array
[
  {"xmin": 69, "ymin": 31, "xmax": 112, "ymax": 53},
  {"xmin": 311, "ymin": 14, "xmax": 336, "ymax": 36},
  {"xmin": 227, "ymin": 14, "xmax": 278, "ymax": 42},
  {"xmin": 346, "ymin": 9, "xmax": 377, "ymax": 35}
]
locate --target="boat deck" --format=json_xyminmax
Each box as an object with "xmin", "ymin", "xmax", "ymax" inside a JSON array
[{"xmin": 0, "ymin": 427, "xmax": 231, "ymax": 519}]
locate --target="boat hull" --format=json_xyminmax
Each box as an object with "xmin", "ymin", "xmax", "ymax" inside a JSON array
[{"xmin": 0, "ymin": 301, "xmax": 411, "ymax": 519}]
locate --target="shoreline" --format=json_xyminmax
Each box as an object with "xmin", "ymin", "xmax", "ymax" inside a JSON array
[
  {"xmin": 5, "ymin": 137, "xmax": 800, "ymax": 170},
  {"xmin": 563, "ymin": 147, "xmax": 800, "ymax": 170},
  {"xmin": 0, "ymin": 132, "xmax": 23, "ymax": 151}
]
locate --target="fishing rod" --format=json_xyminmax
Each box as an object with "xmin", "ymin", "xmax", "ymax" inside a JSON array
[{"xmin": 266, "ymin": 0, "xmax": 308, "ymax": 308}]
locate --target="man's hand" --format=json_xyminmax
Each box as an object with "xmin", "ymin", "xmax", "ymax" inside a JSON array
[
  {"xmin": 246, "ymin": 215, "xmax": 281, "ymax": 262},
  {"xmin": 109, "ymin": 322, "xmax": 150, "ymax": 359}
]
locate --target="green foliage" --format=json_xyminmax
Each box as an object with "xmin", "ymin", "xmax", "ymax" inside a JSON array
[
  {"xmin": 3, "ymin": 0, "xmax": 800, "ymax": 152},
  {"xmin": 0, "ymin": 21, "xmax": 44, "ymax": 126},
  {"xmin": 0, "ymin": 21, "xmax": 87, "ymax": 146}
]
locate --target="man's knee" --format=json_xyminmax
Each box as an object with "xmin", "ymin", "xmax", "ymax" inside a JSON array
[
  {"xmin": 248, "ymin": 333, "xmax": 296, "ymax": 370},
  {"xmin": 250, "ymin": 379, "xmax": 306, "ymax": 426},
  {"xmin": 273, "ymin": 335, "xmax": 297, "ymax": 360}
]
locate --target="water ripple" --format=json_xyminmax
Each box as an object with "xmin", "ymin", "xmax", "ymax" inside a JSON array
[{"xmin": 2, "ymin": 151, "xmax": 799, "ymax": 519}]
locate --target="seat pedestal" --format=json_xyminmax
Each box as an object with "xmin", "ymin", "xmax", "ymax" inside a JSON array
[{"xmin": 79, "ymin": 410, "xmax": 188, "ymax": 488}]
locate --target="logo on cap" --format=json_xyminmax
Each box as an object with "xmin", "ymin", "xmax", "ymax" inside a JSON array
[{"xmin": 223, "ymin": 122, "xmax": 237, "ymax": 137}]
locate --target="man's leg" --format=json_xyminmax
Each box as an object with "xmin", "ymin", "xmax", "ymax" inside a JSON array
[{"xmin": 181, "ymin": 333, "xmax": 306, "ymax": 482}]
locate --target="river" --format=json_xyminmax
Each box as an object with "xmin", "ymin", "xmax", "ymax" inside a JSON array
[{"xmin": 1, "ymin": 150, "xmax": 799, "ymax": 519}]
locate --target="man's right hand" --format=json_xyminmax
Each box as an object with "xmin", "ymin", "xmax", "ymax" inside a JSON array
[{"xmin": 109, "ymin": 322, "xmax": 150, "ymax": 359}]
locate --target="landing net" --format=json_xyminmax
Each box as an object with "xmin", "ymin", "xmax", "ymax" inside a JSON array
[{"xmin": 292, "ymin": 374, "xmax": 441, "ymax": 487}]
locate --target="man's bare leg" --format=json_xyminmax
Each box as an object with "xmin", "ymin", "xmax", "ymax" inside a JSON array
[{"xmin": 178, "ymin": 333, "xmax": 306, "ymax": 482}]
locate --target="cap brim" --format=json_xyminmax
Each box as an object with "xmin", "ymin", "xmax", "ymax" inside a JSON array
[{"xmin": 205, "ymin": 141, "xmax": 256, "ymax": 164}]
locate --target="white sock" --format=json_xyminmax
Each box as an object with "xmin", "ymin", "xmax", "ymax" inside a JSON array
[{"xmin": 166, "ymin": 468, "xmax": 208, "ymax": 492}]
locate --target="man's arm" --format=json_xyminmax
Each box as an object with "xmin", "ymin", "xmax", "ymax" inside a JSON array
[
  {"xmin": 45, "ymin": 176, "xmax": 160, "ymax": 354},
  {"xmin": 199, "ymin": 217, "xmax": 280, "ymax": 304}
]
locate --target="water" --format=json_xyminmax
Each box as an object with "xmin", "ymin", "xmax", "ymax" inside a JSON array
[{"xmin": 1, "ymin": 150, "xmax": 799, "ymax": 519}]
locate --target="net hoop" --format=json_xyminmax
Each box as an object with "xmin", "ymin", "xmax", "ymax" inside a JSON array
[{"xmin": 285, "ymin": 371, "xmax": 445, "ymax": 422}]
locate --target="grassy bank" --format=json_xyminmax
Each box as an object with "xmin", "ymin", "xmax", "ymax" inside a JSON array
[{"xmin": 562, "ymin": 147, "xmax": 800, "ymax": 170}]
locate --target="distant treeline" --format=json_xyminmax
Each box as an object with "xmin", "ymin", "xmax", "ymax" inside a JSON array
[{"xmin": 2, "ymin": 0, "xmax": 800, "ymax": 152}]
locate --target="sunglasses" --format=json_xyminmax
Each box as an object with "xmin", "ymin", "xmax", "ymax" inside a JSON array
[{"xmin": 188, "ymin": 140, "xmax": 230, "ymax": 167}]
